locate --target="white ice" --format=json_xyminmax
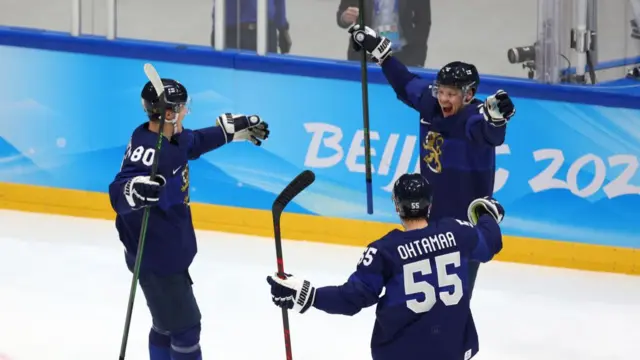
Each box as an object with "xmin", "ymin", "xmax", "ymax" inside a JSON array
[{"xmin": 0, "ymin": 209, "xmax": 639, "ymax": 360}]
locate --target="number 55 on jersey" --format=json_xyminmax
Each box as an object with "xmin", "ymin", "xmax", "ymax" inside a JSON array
[{"xmin": 266, "ymin": 173, "xmax": 505, "ymax": 360}]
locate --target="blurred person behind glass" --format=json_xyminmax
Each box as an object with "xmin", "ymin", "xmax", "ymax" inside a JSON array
[
  {"xmin": 337, "ymin": 0, "xmax": 431, "ymax": 67},
  {"xmin": 211, "ymin": 0, "xmax": 292, "ymax": 54}
]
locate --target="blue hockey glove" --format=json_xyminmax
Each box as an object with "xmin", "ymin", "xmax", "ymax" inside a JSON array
[
  {"xmin": 124, "ymin": 175, "xmax": 166, "ymax": 210},
  {"xmin": 347, "ymin": 24, "xmax": 393, "ymax": 64},
  {"xmin": 216, "ymin": 113, "xmax": 270, "ymax": 146},
  {"xmin": 480, "ymin": 90, "xmax": 516, "ymax": 127},
  {"xmin": 266, "ymin": 273, "xmax": 316, "ymax": 314},
  {"xmin": 468, "ymin": 196, "xmax": 505, "ymax": 225}
]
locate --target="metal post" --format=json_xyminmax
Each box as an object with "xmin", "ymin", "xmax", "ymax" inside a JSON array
[
  {"xmin": 535, "ymin": 0, "xmax": 562, "ymax": 83},
  {"xmin": 587, "ymin": 0, "xmax": 598, "ymax": 65},
  {"xmin": 214, "ymin": 0, "xmax": 226, "ymax": 50},
  {"xmin": 71, "ymin": 0, "xmax": 81, "ymax": 36},
  {"xmin": 106, "ymin": 0, "xmax": 117, "ymax": 40},
  {"xmin": 573, "ymin": 0, "xmax": 588, "ymax": 79},
  {"xmin": 256, "ymin": 0, "xmax": 268, "ymax": 55}
]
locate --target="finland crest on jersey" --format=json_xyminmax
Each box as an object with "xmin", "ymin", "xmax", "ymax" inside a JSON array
[
  {"xmin": 180, "ymin": 163, "xmax": 190, "ymax": 205},
  {"xmin": 423, "ymin": 131, "xmax": 444, "ymax": 174}
]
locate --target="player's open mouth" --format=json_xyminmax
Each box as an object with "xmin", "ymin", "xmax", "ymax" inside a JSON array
[{"xmin": 441, "ymin": 105, "xmax": 453, "ymax": 116}]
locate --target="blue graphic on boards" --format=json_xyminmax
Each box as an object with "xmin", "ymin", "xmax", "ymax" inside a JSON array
[{"xmin": 1, "ymin": 45, "xmax": 639, "ymax": 248}]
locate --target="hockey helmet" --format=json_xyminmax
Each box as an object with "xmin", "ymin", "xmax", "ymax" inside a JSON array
[
  {"xmin": 392, "ymin": 173, "xmax": 433, "ymax": 219},
  {"xmin": 431, "ymin": 61, "xmax": 479, "ymax": 99},
  {"xmin": 141, "ymin": 78, "xmax": 190, "ymax": 120}
]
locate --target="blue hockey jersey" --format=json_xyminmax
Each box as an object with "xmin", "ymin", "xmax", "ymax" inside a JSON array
[
  {"xmin": 381, "ymin": 57, "xmax": 506, "ymax": 220},
  {"xmin": 312, "ymin": 215, "xmax": 502, "ymax": 360},
  {"xmin": 108, "ymin": 123, "xmax": 230, "ymax": 276}
]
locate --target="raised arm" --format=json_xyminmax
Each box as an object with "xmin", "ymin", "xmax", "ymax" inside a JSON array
[
  {"xmin": 470, "ymin": 215, "xmax": 503, "ymax": 262},
  {"xmin": 449, "ymin": 216, "xmax": 502, "ymax": 263},
  {"xmin": 182, "ymin": 113, "xmax": 271, "ymax": 160},
  {"xmin": 381, "ymin": 56, "xmax": 437, "ymax": 114},
  {"xmin": 181, "ymin": 127, "xmax": 230, "ymax": 160},
  {"xmin": 465, "ymin": 111, "xmax": 507, "ymax": 147},
  {"xmin": 347, "ymin": 25, "xmax": 437, "ymax": 115},
  {"xmin": 465, "ymin": 90, "xmax": 516, "ymax": 146},
  {"xmin": 463, "ymin": 196, "xmax": 505, "ymax": 262}
]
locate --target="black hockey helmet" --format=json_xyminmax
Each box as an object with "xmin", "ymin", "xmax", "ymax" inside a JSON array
[
  {"xmin": 141, "ymin": 78, "xmax": 189, "ymax": 120},
  {"xmin": 432, "ymin": 61, "xmax": 480, "ymax": 99},
  {"xmin": 392, "ymin": 173, "xmax": 433, "ymax": 219}
]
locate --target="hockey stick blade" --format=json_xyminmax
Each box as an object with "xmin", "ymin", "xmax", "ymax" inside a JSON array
[
  {"xmin": 272, "ymin": 170, "xmax": 315, "ymax": 215},
  {"xmin": 144, "ymin": 63, "xmax": 165, "ymax": 97},
  {"xmin": 271, "ymin": 170, "xmax": 315, "ymax": 360}
]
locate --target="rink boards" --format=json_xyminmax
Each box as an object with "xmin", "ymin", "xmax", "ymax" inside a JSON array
[{"xmin": 0, "ymin": 26, "xmax": 638, "ymax": 274}]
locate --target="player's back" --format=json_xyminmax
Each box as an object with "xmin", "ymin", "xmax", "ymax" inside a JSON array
[
  {"xmin": 109, "ymin": 123, "xmax": 196, "ymax": 276},
  {"xmin": 369, "ymin": 217, "xmax": 497, "ymax": 360}
]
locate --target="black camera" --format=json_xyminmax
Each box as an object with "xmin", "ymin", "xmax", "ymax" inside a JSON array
[{"xmin": 507, "ymin": 45, "xmax": 536, "ymax": 64}]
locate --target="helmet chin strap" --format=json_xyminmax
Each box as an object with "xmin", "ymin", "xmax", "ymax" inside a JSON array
[
  {"xmin": 164, "ymin": 101, "xmax": 188, "ymax": 135},
  {"xmin": 164, "ymin": 117, "xmax": 178, "ymax": 134}
]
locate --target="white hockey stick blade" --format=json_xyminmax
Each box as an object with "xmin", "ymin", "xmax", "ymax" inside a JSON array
[{"xmin": 143, "ymin": 63, "xmax": 165, "ymax": 97}]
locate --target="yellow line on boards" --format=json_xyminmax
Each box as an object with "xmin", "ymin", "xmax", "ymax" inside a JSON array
[{"xmin": 1, "ymin": 182, "xmax": 638, "ymax": 275}]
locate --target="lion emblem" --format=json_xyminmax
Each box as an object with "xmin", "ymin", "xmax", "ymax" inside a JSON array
[{"xmin": 423, "ymin": 131, "xmax": 444, "ymax": 173}]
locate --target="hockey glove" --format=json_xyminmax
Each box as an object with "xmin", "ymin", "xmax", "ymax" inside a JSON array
[
  {"xmin": 124, "ymin": 175, "xmax": 166, "ymax": 210},
  {"xmin": 468, "ymin": 196, "xmax": 505, "ymax": 225},
  {"xmin": 266, "ymin": 273, "xmax": 316, "ymax": 314},
  {"xmin": 216, "ymin": 113, "xmax": 270, "ymax": 146},
  {"xmin": 347, "ymin": 24, "xmax": 393, "ymax": 64},
  {"xmin": 480, "ymin": 90, "xmax": 516, "ymax": 127}
]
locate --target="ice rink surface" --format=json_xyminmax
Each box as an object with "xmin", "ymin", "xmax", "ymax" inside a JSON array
[{"xmin": 1, "ymin": 209, "xmax": 639, "ymax": 360}]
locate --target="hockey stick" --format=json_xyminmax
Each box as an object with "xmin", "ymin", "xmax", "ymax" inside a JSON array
[
  {"xmin": 271, "ymin": 170, "xmax": 316, "ymax": 360},
  {"xmin": 357, "ymin": 0, "xmax": 374, "ymax": 215},
  {"xmin": 118, "ymin": 63, "xmax": 167, "ymax": 360}
]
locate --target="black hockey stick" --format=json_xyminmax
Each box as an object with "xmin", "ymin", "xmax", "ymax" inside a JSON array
[
  {"xmin": 357, "ymin": 0, "xmax": 374, "ymax": 214},
  {"xmin": 118, "ymin": 63, "xmax": 167, "ymax": 360},
  {"xmin": 271, "ymin": 170, "xmax": 316, "ymax": 360}
]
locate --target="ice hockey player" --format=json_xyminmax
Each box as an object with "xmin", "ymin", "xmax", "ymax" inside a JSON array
[
  {"xmin": 347, "ymin": 24, "xmax": 515, "ymax": 298},
  {"xmin": 108, "ymin": 78, "xmax": 269, "ymax": 360},
  {"xmin": 266, "ymin": 173, "xmax": 504, "ymax": 360}
]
